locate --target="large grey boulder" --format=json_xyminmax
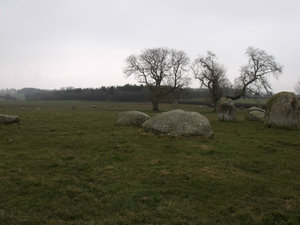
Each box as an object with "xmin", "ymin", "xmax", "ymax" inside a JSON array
[
  {"xmin": 265, "ymin": 92, "xmax": 299, "ymax": 128},
  {"xmin": 246, "ymin": 107, "xmax": 265, "ymax": 122},
  {"xmin": 216, "ymin": 97, "xmax": 236, "ymax": 121},
  {"xmin": 0, "ymin": 114, "xmax": 20, "ymax": 124},
  {"xmin": 116, "ymin": 111, "xmax": 150, "ymax": 127},
  {"xmin": 142, "ymin": 109, "xmax": 214, "ymax": 137}
]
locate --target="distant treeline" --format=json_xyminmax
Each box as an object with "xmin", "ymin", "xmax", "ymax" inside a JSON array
[
  {"xmin": 0, "ymin": 85, "xmax": 211, "ymax": 103},
  {"xmin": 21, "ymin": 85, "xmax": 212, "ymax": 103},
  {"xmin": 22, "ymin": 85, "xmax": 150, "ymax": 102},
  {"xmin": 0, "ymin": 84, "xmax": 274, "ymax": 105}
]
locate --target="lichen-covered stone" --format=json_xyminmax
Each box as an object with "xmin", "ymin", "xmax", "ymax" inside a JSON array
[
  {"xmin": 142, "ymin": 109, "xmax": 214, "ymax": 137},
  {"xmin": 0, "ymin": 114, "xmax": 20, "ymax": 124},
  {"xmin": 265, "ymin": 92, "xmax": 299, "ymax": 128},
  {"xmin": 248, "ymin": 106, "xmax": 265, "ymax": 113},
  {"xmin": 216, "ymin": 97, "xmax": 236, "ymax": 121},
  {"xmin": 116, "ymin": 111, "xmax": 150, "ymax": 127},
  {"xmin": 246, "ymin": 107, "xmax": 265, "ymax": 122}
]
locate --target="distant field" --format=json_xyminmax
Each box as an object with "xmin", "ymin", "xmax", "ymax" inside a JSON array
[
  {"xmin": 179, "ymin": 97, "xmax": 268, "ymax": 108},
  {"xmin": 234, "ymin": 98, "xmax": 268, "ymax": 106},
  {"xmin": 0, "ymin": 101, "xmax": 299, "ymax": 225}
]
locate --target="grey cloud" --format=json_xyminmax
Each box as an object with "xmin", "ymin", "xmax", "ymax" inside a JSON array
[{"xmin": 0, "ymin": 0, "xmax": 299, "ymax": 91}]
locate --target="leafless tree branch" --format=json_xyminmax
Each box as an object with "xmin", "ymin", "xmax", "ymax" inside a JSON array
[{"xmin": 123, "ymin": 47, "xmax": 190, "ymax": 111}]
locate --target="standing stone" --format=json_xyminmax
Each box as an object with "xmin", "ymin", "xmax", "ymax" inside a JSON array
[
  {"xmin": 265, "ymin": 92, "xmax": 299, "ymax": 128},
  {"xmin": 216, "ymin": 97, "xmax": 236, "ymax": 121},
  {"xmin": 246, "ymin": 107, "xmax": 265, "ymax": 122}
]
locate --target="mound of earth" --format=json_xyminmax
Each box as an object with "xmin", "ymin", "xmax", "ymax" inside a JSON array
[
  {"xmin": 265, "ymin": 92, "xmax": 299, "ymax": 128},
  {"xmin": 142, "ymin": 109, "xmax": 213, "ymax": 137},
  {"xmin": 116, "ymin": 111, "xmax": 150, "ymax": 127},
  {"xmin": 246, "ymin": 107, "xmax": 265, "ymax": 122},
  {"xmin": 216, "ymin": 97, "xmax": 236, "ymax": 121}
]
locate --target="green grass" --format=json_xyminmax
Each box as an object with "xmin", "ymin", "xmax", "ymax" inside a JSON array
[
  {"xmin": 234, "ymin": 98, "xmax": 268, "ymax": 105},
  {"xmin": 179, "ymin": 97, "xmax": 268, "ymax": 108},
  {"xmin": 0, "ymin": 101, "xmax": 299, "ymax": 225}
]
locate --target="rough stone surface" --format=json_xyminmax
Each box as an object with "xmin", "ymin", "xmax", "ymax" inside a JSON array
[
  {"xmin": 246, "ymin": 107, "xmax": 265, "ymax": 122},
  {"xmin": 142, "ymin": 109, "xmax": 214, "ymax": 137},
  {"xmin": 265, "ymin": 92, "xmax": 299, "ymax": 128},
  {"xmin": 116, "ymin": 111, "xmax": 150, "ymax": 127},
  {"xmin": 248, "ymin": 106, "xmax": 265, "ymax": 113},
  {"xmin": 0, "ymin": 114, "xmax": 20, "ymax": 124},
  {"xmin": 216, "ymin": 97, "xmax": 236, "ymax": 121}
]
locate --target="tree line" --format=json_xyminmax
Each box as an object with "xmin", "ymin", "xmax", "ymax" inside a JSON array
[
  {"xmin": 0, "ymin": 85, "xmax": 268, "ymax": 109},
  {"xmin": 1, "ymin": 85, "xmax": 210, "ymax": 103},
  {"xmin": 19, "ymin": 85, "xmax": 150, "ymax": 102}
]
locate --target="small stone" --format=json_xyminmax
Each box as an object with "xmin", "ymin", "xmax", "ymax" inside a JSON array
[
  {"xmin": 116, "ymin": 111, "xmax": 150, "ymax": 127},
  {"xmin": 0, "ymin": 114, "xmax": 20, "ymax": 124},
  {"xmin": 246, "ymin": 107, "xmax": 265, "ymax": 122}
]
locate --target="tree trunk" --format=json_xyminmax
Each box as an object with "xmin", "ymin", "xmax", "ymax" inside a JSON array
[
  {"xmin": 151, "ymin": 94, "xmax": 159, "ymax": 112},
  {"xmin": 151, "ymin": 99, "xmax": 159, "ymax": 112},
  {"xmin": 150, "ymin": 87, "xmax": 161, "ymax": 111}
]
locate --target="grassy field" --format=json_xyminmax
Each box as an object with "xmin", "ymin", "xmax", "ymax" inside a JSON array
[
  {"xmin": 180, "ymin": 97, "xmax": 268, "ymax": 108},
  {"xmin": 0, "ymin": 101, "xmax": 299, "ymax": 225}
]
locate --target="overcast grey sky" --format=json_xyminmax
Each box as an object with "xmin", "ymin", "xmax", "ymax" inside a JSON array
[{"xmin": 0, "ymin": 0, "xmax": 299, "ymax": 92}]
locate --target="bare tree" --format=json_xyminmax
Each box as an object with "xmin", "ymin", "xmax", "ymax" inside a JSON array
[
  {"xmin": 231, "ymin": 47, "xmax": 283, "ymax": 99},
  {"xmin": 294, "ymin": 79, "xmax": 300, "ymax": 95},
  {"xmin": 192, "ymin": 51, "xmax": 230, "ymax": 106},
  {"xmin": 124, "ymin": 47, "xmax": 190, "ymax": 111}
]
